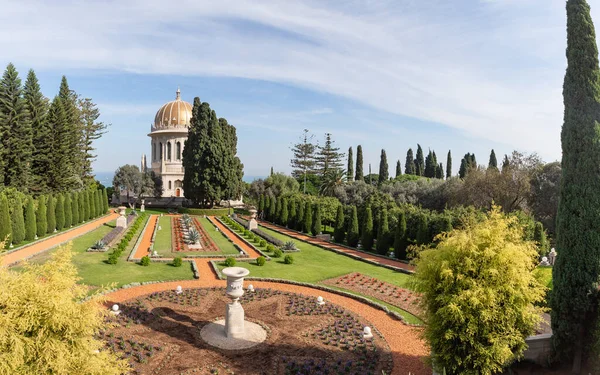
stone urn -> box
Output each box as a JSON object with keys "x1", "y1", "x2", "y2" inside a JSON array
[
  {"x1": 116, "y1": 206, "x2": 128, "y2": 228},
  {"x1": 222, "y1": 267, "x2": 250, "y2": 338},
  {"x1": 118, "y1": 206, "x2": 127, "y2": 216}
]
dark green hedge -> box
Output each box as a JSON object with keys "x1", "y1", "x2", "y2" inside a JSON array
[{"x1": 180, "y1": 208, "x2": 233, "y2": 216}]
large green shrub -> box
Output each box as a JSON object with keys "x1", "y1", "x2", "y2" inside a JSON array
[
  {"x1": 10, "y1": 195, "x2": 25, "y2": 245},
  {"x1": 55, "y1": 194, "x2": 65, "y2": 231},
  {"x1": 35, "y1": 195, "x2": 47, "y2": 238},
  {"x1": 273, "y1": 248, "x2": 283, "y2": 258},
  {"x1": 413, "y1": 207, "x2": 545, "y2": 375},
  {"x1": 24, "y1": 197, "x2": 36, "y2": 241},
  {"x1": 284, "y1": 254, "x2": 294, "y2": 264},
  {"x1": 224, "y1": 257, "x2": 236, "y2": 267},
  {"x1": 172, "y1": 257, "x2": 183, "y2": 267},
  {"x1": 46, "y1": 194, "x2": 56, "y2": 234},
  {"x1": 140, "y1": 256, "x2": 150, "y2": 266},
  {"x1": 64, "y1": 194, "x2": 72, "y2": 228},
  {"x1": 255, "y1": 256, "x2": 266, "y2": 266},
  {"x1": 71, "y1": 192, "x2": 79, "y2": 225}
]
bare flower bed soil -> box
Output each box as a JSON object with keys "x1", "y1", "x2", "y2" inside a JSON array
[
  {"x1": 322, "y1": 272, "x2": 423, "y2": 318},
  {"x1": 102, "y1": 287, "x2": 393, "y2": 375},
  {"x1": 171, "y1": 216, "x2": 219, "y2": 253}
]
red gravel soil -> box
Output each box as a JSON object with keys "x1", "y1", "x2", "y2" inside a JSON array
[{"x1": 258, "y1": 220, "x2": 415, "y2": 272}]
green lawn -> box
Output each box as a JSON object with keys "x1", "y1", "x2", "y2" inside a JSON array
[
  {"x1": 217, "y1": 222, "x2": 420, "y2": 323},
  {"x1": 198, "y1": 217, "x2": 238, "y2": 255},
  {"x1": 13, "y1": 217, "x2": 194, "y2": 291},
  {"x1": 534, "y1": 266, "x2": 553, "y2": 290},
  {"x1": 153, "y1": 216, "x2": 172, "y2": 252}
]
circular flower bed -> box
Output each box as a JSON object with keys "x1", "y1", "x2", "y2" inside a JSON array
[{"x1": 101, "y1": 287, "x2": 393, "y2": 375}]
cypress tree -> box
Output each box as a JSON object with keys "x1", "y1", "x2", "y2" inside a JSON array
[
  {"x1": 296, "y1": 199, "x2": 305, "y2": 231},
  {"x1": 395, "y1": 160, "x2": 402, "y2": 178},
  {"x1": 347, "y1": 147, "x2": 354, "y2": 182},
  {"x1": 435, "y1": 163, "x2": 443, "y2": 179},
  {"x1": 10, "y1": 195, "x2": 25, "y2": 245},
  {"x1": 78, "y1": 191, "x2": 85, "y2": 222},
  {"x1": 552, "y1": 2, "x2": 600, "y2": 369},
  {"x1": 64, "y1": 193, "x2": 72, "y2": 228},
  {"x1": 378, "y1": 149, "x2": 389, "y2": 185},
  {"x1": 36, "y1": 195, "x2": 47, "y2": 238},
  {"x1": 533, "y1": 222, "x2": 548, "y2": 256},
  {"x1": 424, "y1": 150, "x2": 435, "y2": 178},
  {"x1": 258, "y1": 195, "x2": 265, "y2": 216},
  {"x1": 333, "y1": 205, "x2": 345, "y2": 243},
  {"x1": 89, "y1": 190, "x2": 97, "y2": 219},
  {"x1": 459, "y1": 158, "x2": 468, "y2": 179},
  {"x1": 361, "y1": 207, "x2": 374, "y2": 251},
  {"x1": 488, "y1": 149, "x2": 499, "y2": 171},
  {"x1": 415, "y1": 144, "x2": 425, "y2": 176},
  {"x1": 303, "y1": 201, "x2": 312, "y2": 233},
  {"x1": 270, "y1": 166, "x2": 274, "y2": 176},
  {"x1": 102, "y1": 188, "x2": 109, "y2": 214},
  {"x1": 0, "y1": 64, "x2": 31, "y2": 190},
  {"x1": 416, "y1": 214, "x2": 429, "y2": 245},
  {"x1": 393, "y1": 212, "x2": 408, "y2": 260},
  {"x1": 268, "y1": 195, "x2": 276, "y2": 222},
  {"x1": 347, "y1": 206, "x2": 360, "y2": 247},
  {"x1": 24, "y1": 196, "x2": 36, "y2": 241},
  {"x1": 355, "y1": 145, "x2": 364, "y2": 181},
  {"x1": 83, "y1": 191, "x2": 90, "y2": 221},
  {"x1": 312, "y1": 204, "x2": 321, "y2": 236},
  {"x1": 446, "y1": 150, "x2": 452, "y2": 179},
  {"x1": 405, "y1": 149, "x2": 416, "y2": 175},
  {"x1": 55, "y1": 194, "x2": 65, "y2": 231},
  {"x1": 24, "y1": 69, "x2": 50, "y2": 193},
  {"x1": 288, "y1": 198, "x2": 296, "y2": 228},
  {"x1": 502, "y1": 154, "x2": 510, "y2": 171},
  {"x1": 263, "y1": 194, "x2": 270, "y2": 219},
  {"x1": 0, "y1": 194, "x2": 11, "y2": 246},
  {"x1": 71, "y1": 192, "x2": 78, "y2": 224},
  {"x1": 46, "y1": 194, "x2": 56, "y2": 234},
  {"x1": 96, "y1": 189, "x2": 102, "y2": 217},
  {"x1": 376, "y1": 208, "x2": 390, "y2": 255},
  {"x1": 281, "y1": 198, "x2": 289, "y2": 226},
  {"x1": 277, "y1": 196, "x2": 285, "y2": 224}
]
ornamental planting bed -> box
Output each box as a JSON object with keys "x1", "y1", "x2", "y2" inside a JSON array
[
  {"x1": 103, "y1": 287, "x2": 393, "y2": 375},
  {"x1": 170, "y1": 216, "x2": 219, "y2": 253},
  {"x1": 323, "y1": 273, "x2": 423, "y2": 318}
]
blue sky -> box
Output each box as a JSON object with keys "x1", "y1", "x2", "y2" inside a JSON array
[{"x1": 0, "y1": 0, "x2": 577, "y2": 178}]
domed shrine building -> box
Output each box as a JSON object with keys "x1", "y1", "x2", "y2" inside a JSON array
[{"x1": 148, "y1": 88, "x2": 191, "y2": 198}]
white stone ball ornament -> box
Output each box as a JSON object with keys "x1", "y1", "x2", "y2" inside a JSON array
[
  {"x1": 176, "y1": 285, "x2": 183, "y2": 294},
  {"x1": 317, "y1": 296, "x2": 325, "y2": 305},
  {"x1": 247, "y1": 284, "x2": 255, "y2": 292},
  {"x1": 363, "y1": 326, "x2": 373, "y2": 339},
  {"x1": 110, "y1": 304, "x2": 120, "y2": 315}
]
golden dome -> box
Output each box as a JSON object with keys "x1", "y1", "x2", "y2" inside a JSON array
[{"x1": 153, "y1": 88, "x2": 192, "y2": 129}]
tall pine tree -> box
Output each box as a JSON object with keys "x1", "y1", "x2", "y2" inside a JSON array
[
  {"x1": 405, "y1": 149, "x2": 416, "y2": 175},
  {"x1": 315, "y1": 133, "x2": 344, "y2": 176},
  {"x1": 58, "y1": 76, "x2": 83, "y2": 186},
  {"x1": 79, "y1": 98, "x2": 107, "y2": 184},
  {"x1": 378, "y1": 149, "x2": 389, "y2": 185},
  {"x1": 47, "y1": 97, "x2": 72, "y2": 191},
  {"x1": 290, "y1": 129, "x2": 317, "y2": 192},
  {"x1": 0, "y1": 64, "x2": 31, "y2": 190},
  {"x1": 347, "y1": 147, "x2": 354, "y2": 182},
  {"x1": 551, "y1": 0, "x2": 600, "y2": 370},
  {"x1": 24, "y1": 69, "x2": 50, "y2": 193},
  {"x1": 355, "y1": 145, "x2": 364, "y2": 181}
]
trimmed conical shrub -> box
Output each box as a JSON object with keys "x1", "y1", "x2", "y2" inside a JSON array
[
  {"x1": 333, "y1": 205, "x2": 345, "y2": 243},
  {"x1": 46, "y1": 194, "x2": 56, "y2": 234},
  {"x1": 0, "y1": 194, "x2": 12, "y2": 246},
  {"x1": 96, "y1": 189, "x2": 102, "y2": 216},
  {"x1": 24, "y1": 197, "x2": 36, "y2": 241},
  {"x1": 376, "y1": 208, "x2": 390, "y2": 255},
  {"x1": 311, "y1": 204, "x2": 321, "y2": 236},
  {"x1": 393, "y1": 212, "x2": 408, "y2": 260},
  {"x1": 10, "y1": 195, "x2": 25, "y2": 245},
  {"x1": 36, "y1": 195, "x2": 47, "y2": 237},
  {"x1": 78, "y1": 191, "x2": 85, "y2": 222},
  {"x1": 89, "y1": 190, "x2": 96, "y2": 219},
  {"x1": 347, "y1": 206, "x2": 360, "y2": 247},
  {"x1": 416, "y1": 214, "x2": 429, "y2": 245},
  {"x1": 361, "y1": 207, "x2": 374, "y2": 251},
  {"x1": 64, "y1": 193, "x2": 72, "y2": 228},
  {"x1": 303, "y1": 201, "x2": 312, "y2": 234},
  {"x1": 102, "y1": 188, "x2": 109, "y2": 213},
  {"x1": 281, "y1": 198, "x2": 289, "y2": 226},
  {"x1": 55, "y1": 194, "x2": 65, "y2": 231},
  {"x1": 83, "y1": 191, "x2": 89, "y2": 221},
  {"x1": 71, "y1": 192, "x2": 79, "y2": 225},
  {"x1": 288, "y1": 199, "x2": 296, "y2": 228},
  {"x1": 296, "y1": 200, "x2": 305, "y2": 231}
]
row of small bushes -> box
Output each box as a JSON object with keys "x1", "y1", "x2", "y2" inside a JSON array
[
  {"x1": 107, "y1": 213, "x2": 148, "y2": 265},
  {"x1": 180, "y1": 208, "x2": 233, "y2": 216},
  {"x1": 251, "y1": 228, "x2": 284, "y2": 247},
  {"x1": 232, "y1": 216, "x2": 248, "y2": 227}
]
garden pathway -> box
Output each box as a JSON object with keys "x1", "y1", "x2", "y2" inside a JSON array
[
  {"x1": 132, "y1": 215, "x2": 158, "y2": 260},
  {"x1": 210, "y1": 217, "x2": 263, "y2": 258},
  {"x1": 1, "y1": 212, "x2": 120, "y2": 267},
  {"x1": 105, "y1": 279, "x2": 429, "y2": 375},
  {"x1": 257, "y1": 220, "x2": 415, "y2": 272}
]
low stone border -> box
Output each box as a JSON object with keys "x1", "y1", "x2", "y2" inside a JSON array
[
  {"x1": 260, "y1": 221, "x2": 414, "y2": 275},
  {"x1": 216, "y1": 217, "x2": 271, "y2": 260},
  {"x1": 127, "y1": 214, "x2": 152, "y2": 261},
  {"x1": 81, "y1": 278, "x2": 196, "y2": 302},
  {"x1": 2, "y1": 213, "x2": 113, "y2": 257}
]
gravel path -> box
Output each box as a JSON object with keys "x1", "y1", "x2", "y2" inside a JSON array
[
  {"x1": 132, "y1": 215, "x2": 158, "y2": 259},
  {"x1": 210, "y1": 217, "x2": 263, "y2": 258},
  {"x1": 1, "y1": 212, "x2": 119, "y2": 266},
  {"x1": 258, "y1": 220, "x2": 415, "y2": 272}
]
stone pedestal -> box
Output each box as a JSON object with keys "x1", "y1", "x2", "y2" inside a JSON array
[
  {"x1": 116, "y1": 206, "x2": 128, "y2": 229},
  {"x1": 140, "y1": 199, "x2": 145, "y2": 212},
  {"x1": 226, "y1": 301, "x2": 245, "y2": 338},
  {"x1": 248, "y1": 219, "x2": 258, "y2": 231}
]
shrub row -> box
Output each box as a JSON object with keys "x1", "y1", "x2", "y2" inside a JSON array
[
  {"x1": 251, "y1": 228, "x2": 284, "y2": 247},
  {"x1": 232, "y1": 216, "x2": 248, "y2": 228},
  {"x1": 107, "y1": 213, "x2": 147, "y2": 265},
  {"x1": 180, "y1": 208, "x2": 232, "y2": 216}
]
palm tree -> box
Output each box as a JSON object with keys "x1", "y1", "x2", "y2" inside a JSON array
[{"x1": 320, "y1": 169, "x2": 346, "y2": 196}]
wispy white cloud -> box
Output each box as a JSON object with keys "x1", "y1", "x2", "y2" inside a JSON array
[{"x1": 0, "y1": 0, "x2": 578, "y2": 161}]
